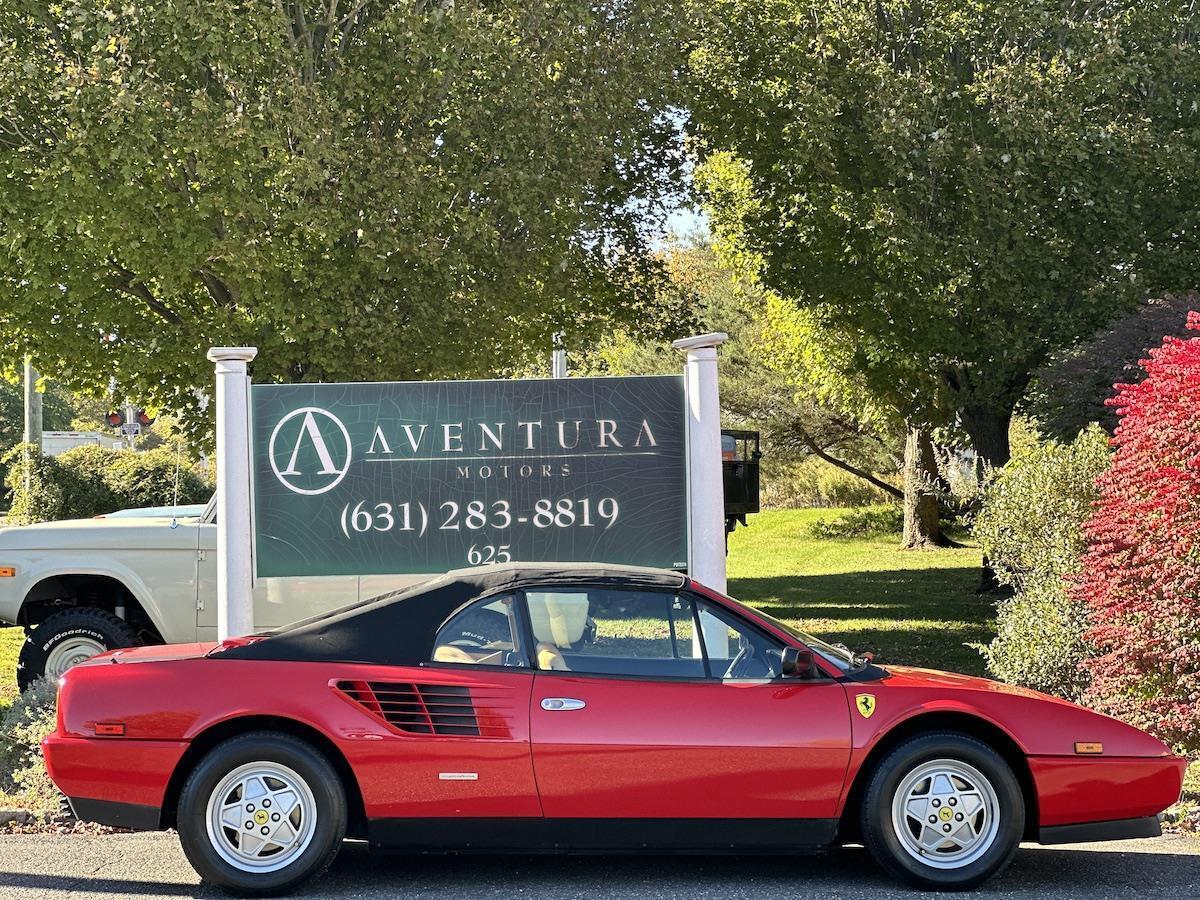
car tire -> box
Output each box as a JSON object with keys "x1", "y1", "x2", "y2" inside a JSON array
[
  {"x1": 177, "y1": 731, "x2": 346, "y2": 897},
  {"x1": 17, "y1": 607, "x2": 139, "y2": 690},
  {"x1": 860, "y1": 731, "x2": 1024, "y2": 891}
]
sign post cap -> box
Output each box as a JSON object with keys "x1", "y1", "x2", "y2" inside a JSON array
[
  {"x1": 672, "y1": 333, "x2": 728, "y2": 352},
  {"x1": 207, "y1": 346, "x2": 258, "y2": 363}
]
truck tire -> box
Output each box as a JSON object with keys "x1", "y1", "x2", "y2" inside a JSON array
[{"x1": 17, "y1": 608, "x2": 139, "y2": 690}]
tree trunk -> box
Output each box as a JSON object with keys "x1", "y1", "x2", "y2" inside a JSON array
[
  {"x1": 959, "y1": 404, "x2": 1013, "y2": 591},
  {"x1": 902, "y1": 423, "x2": 945, "y2": 549},
  {"x1": 960, "y1": 405, "x2": 1012, "y2": 473}
]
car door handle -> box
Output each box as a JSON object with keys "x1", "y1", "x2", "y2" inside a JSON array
[{"x1": 540, "y1": 697, "x2": 586, "y2": 711}]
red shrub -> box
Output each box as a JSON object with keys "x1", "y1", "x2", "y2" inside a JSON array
[{"x1": 1075, "y1": 311, "x2": 1200, "y2": 750}]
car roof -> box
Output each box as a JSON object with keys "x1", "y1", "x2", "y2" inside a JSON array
[{"x1": 213, "y1": 562, "x2": 689, "y2": 667}]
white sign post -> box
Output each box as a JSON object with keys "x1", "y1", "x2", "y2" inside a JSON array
[
  {"x1": 675, "y1": 332, "x2": 729, "y2": 661},
  {"x1": 674, "y1": 333, "x2": 728, "y2": 593},
  {"x1": 208, "y1": 346, "x2": 258, "y2": 641}
]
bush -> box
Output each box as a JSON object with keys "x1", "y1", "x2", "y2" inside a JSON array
[
  {"x1": 807, "y1": 504, "x2": 902, "y2": 538},
  {"x1": 1076, "y1": 313, "x2": 1200, "y2": 752},
  {"x1": 762, "y1": 456, "x2": 898, "y2": 509},
  {"x1": 101, "y1": 447, "x2": 209, "y2": 509},
  {"x1": 972, "y1": 424, "x2": 1111, "y2": 699},
  {"x1": 1, "y1": 443, "x2": 68, "y2": 524},
  {"x1": 4, "y1": 443, "x2": 210, "y2": 523},
  {"x1": 0, "y1": 678, "x2": 59, "y2": 812}
]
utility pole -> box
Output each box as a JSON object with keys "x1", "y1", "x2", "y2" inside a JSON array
[{"x1": 22, "y1": 357, "x2": 42, "y2": 492}]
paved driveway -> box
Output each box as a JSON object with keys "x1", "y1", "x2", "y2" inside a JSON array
[{"x1": 0, "y1": 832, "x2": 1195, "y2": 899}]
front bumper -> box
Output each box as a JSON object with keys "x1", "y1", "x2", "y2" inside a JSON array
[
  {"x1": 1030, "y1": 754, "x2": 1186, "y2": 831},
  {"x1": 42, "y1": 732, "x2": 185, "y2": 830}
]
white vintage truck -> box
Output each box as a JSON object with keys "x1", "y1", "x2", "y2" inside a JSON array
[{"x1": 0, "y1": 497, "x2": 420, "y2": 689}]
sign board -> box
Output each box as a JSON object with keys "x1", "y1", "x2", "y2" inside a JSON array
[{"x1": 251, "y1": 376, "x2": 688, "y2": 577}]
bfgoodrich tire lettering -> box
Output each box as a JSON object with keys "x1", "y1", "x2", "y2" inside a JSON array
[
  {"x1": 177, "y1": 731, "x2": 346, "y2": 897},
  {"x1": 860, "y1": 731, "x2": 1024, "y2": 890},
  {"x1": 17, "y1": 607, "x2": 138, "y2": 690}
]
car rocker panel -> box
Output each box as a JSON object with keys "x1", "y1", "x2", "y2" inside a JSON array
[{"x1": 42, "y1": 563, "x2": 1186, "y2": 895}]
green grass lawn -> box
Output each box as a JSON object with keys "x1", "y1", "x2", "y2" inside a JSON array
[{"x1": 729, "y1": 508, "x2": 992, "y2": 676}]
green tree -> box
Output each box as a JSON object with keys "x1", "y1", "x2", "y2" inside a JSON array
[
  {"x1": 687, "y1": 0, "x2": 1200, "y2": 473},
  {"x1": 0, "y1": 379, "x2": 75, "y2": 452},
  {"x1": 762, "y1": 297, "x2": 943, "y2": 546},
  {"x1": 0, "y1": 1, "x2": 687, "y2": 439},
  {"x1": 575, "y1": 240, "x2": 903, "y2": 501},
  {"x1": 1027, "y1": 294, "x2": 1198, "y2": 440}
]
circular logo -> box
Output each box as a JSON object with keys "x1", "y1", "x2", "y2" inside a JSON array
[
  {"x1": 939, "y1": 807, "x2": 953, "y2": 822},
  {"x1": 268, "y1": 407, "x2": 352, "y2": 496},
  {"x1": 254, "y1": 809, "x2": 269, "y2": 825}
]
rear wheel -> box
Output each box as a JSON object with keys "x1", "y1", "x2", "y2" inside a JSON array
[
  {"x1": 17, "y1": 608, "x2": 138, "y2": 690},
  {"x1": 860, "y1": 732, "x2": 1024, "y2": 890},
  {"x1": 177, "y1": 732, "x2": 346, "y2": 897}
]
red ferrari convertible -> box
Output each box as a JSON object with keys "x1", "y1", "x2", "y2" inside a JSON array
[{"x1": 43, "y1": 564, "x2": 1184, "y2": 895}]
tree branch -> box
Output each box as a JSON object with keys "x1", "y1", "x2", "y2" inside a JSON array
[
  {"x1": 197, "y1": 268, "x2": 240, "y2": 310},
  {"x1": 108, "y1": 262, "x2": 184, "y2": 326},
  {"x1": 794, "y1": 422, "x2": 904, "y2": 499}
]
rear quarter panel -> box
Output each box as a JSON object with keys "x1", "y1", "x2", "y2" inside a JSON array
[{"x1": 58, "y1": 655, "x2": 539, "y2": 819}]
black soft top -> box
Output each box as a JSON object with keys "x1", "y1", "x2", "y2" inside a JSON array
[{"x1": 213, "y1": 563, "x2": 689, "y2": 667}]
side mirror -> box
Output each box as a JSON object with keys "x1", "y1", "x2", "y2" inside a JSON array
[{"x1": 782, "y1": 647, "x2": 816, "y2": 678}]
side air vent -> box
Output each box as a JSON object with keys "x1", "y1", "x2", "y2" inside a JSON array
[{"x1": 336, "y1": 681, "x2": 482, "y2": 736}]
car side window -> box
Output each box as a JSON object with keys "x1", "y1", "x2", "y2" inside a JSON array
[
  {"x1": 524, "y1": 588, "x2": 705, "y2": 678},
  {"x1": 695, "y1": 599, "x2": 784, "y2": 679},
  {"x1": 431, "y1": 594, "x2": 529, "y2": 668}
]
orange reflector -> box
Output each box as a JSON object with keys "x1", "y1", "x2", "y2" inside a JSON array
[
  {"x1": 1074, "y1": 742, "x2": 1104, "y2": 755},
  {"x1": 0, "y1": 567, "x2": 14, "y2": 577},
  {"x1": 95, "y1": 723, "x2": 125, "y2": 736}
]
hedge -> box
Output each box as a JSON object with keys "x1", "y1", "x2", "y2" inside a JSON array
[{"x1": 2, "y1": 443, "x2": 210, "y2": 523}]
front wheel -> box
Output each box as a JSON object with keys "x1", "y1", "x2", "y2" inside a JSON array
[
  {"x1": 177, "y1": 732, "x2": 346, "y2": 896},
  {"x1": 860, "y1": 732, "x2": 1024, "y2": 890}
]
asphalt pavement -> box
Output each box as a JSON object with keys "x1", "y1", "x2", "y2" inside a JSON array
[{"x1": 0, "y1": 832, "x2": 1196, "y2": 899}]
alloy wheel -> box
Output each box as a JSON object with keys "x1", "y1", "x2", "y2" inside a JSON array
[
  {"x1": 204, "y1": 761, "x2": 318, "y2": 874},
  {"x1": 890, "y1": 757, "x2": 1001, "y2": 870}
]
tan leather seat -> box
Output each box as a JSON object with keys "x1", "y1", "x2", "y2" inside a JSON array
[
  {"x1": 434, "y1": 645, "x2": 479, "y2": 664},
  {"x1": 536, "y1": 642, "x2": 570, "y2": 671},
  {"x1": 527, "y1": 593, "x2": 589, "y2": 647}
]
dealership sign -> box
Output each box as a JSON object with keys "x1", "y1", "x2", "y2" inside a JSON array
[{"x1": 251, "y1": 377, "x2": 688, "y2": 577}]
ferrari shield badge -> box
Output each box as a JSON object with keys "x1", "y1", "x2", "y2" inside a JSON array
[{"x1": 856, "y1": 694, "x2": 877, "y2": 719}]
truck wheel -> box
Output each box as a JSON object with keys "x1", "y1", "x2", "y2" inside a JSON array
[
  {"x1": 177, "y1": 731, "x2": 346, "y2": 896},
  {"x1": 17, "y1": 608, "x2": 139, "y2": 690}
]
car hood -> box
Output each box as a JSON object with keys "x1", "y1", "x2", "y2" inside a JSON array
[
  {"x1": 860, "y1": 664, "x2": 1174, "y2": 759},
  {"x1": 0, "y1": 517, "x2": 200, "y2": 550}
]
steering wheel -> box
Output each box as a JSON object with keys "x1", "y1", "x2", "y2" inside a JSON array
[{"x1": 722, "y1": 638, "x2": 752, "y2": 679}]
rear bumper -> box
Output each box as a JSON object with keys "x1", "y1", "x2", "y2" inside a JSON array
[
  {"x1": 42, "y1": 732, "x2": 185, "y2": 827},
  {"x1": 1030, "y1": 755, "x2": 1186, "y2": 828},
  {"x1": 1039, "y1": 815, "x2": 1162, "y2": 845},
  {"x1": 67, "y1": 797, "x2": 162, "y2": 831}
]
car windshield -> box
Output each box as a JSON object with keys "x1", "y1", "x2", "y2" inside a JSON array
[{"x1": 718, "y1": 594, "x2": 860, "y2": 672}]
